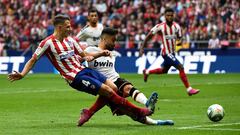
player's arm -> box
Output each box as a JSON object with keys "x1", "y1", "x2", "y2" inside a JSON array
[
  {"x1": 139, "y1": 32, "x2": 154, "y2": 56},
  {"x1": 139, "y1": 24, "x2": 160, "y2": 56},
  {"x1": 8, "y1": 57, "x2": 37, "y2": 82},
  {"x1": 175, "y1": 24, "x2": 183, "y2": 46},
  {"x1": 8, "y1": 40, "x2": 49, "y2": 82},
  {"x1": 79, "y1": 50, "x2": 111, "y2": 62},
  {"x1": 72, "y1": 37, "x2": 111, "y2": 61}
]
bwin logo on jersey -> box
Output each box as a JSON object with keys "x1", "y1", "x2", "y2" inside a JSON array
[{"x1": 94, "y1": 60, "x2": 113, "y2": 67}]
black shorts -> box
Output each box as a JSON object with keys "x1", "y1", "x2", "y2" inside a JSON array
[{"x1": 114, "y1": 78, "x2": 132, "y2": 97}]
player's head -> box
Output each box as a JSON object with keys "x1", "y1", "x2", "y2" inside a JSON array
[
  {"x1": 53, "y1": 14, "x2": 71, "y2": 37},
  {"x1": 100, "y1": 27, "x2": 118, "y2": 51},
  {"x1": 164, "y1": 8, "x2": 174, "y2": 23},
  {"x1": 88, "y1": 8, "x2": 98, "y2": 25}
]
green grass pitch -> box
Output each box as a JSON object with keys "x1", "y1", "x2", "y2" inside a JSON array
[{"x1": 0, "y1": 73, "x2": 240, "y2": 135}]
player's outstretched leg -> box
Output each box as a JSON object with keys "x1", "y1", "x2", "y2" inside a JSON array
[
  {"x1": 156, "y1": 120, "x2": 174, "y2": 125},
  {"x1": 144, "y1": 117, "x2": 174, "y2": 126},
  {"x1": 145, "y1": 92, "x2": 158, "y2": 112},
  {"x1": 77, "y1": 109, "x2": 92, "y2": 126}
]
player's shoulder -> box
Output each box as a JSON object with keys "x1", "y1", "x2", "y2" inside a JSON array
[
  {"x1": 98, "y1": 23, "x2": 104, "y2": 29},
  {"x1": 85, "y1": 46, "x2": 100, "y2": 53},
  {"x1": 173, "y1": 22, "x2": 181, "y2": 27},
  {"x1": 80, "y1": 24, "x2": 90, "y2": 32},
  {"x1": 66, "y1": 36, "x2": 78, "y2": 43},
  {"x1": 39, "y1": 35, "x2": 54, "y2": 46},
  {"x1": 153, "y1": 22, "x2": 165, "y2": 29}
]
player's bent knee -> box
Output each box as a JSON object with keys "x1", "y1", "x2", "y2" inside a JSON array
[
  {"x1": 99, "y1": 84, "x2": 114, "y2": 97},
  {"x1": 105, "y1": 79, "x2": 118, "y2": 92},
  {"x1": 122, "y1": 84, "x2": 133, "y2": 97}
]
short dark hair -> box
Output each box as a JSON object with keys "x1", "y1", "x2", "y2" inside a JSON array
[
  {"x1": 101, "y1": 27, "x2": 118, "y2": 37},
  {"x1": 88, "y1": 8, "x2": 98, "y2": 15},
  {"x1": 53, "y1": 14, "x2": 70, "y2": 26},
  {"x1": 165, "y1": 8, "x2": 174, "y2": 14}
]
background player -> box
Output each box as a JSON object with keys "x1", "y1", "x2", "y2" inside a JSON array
[
  {"x1": 76, "y1": 8, "x2": 103, "y2": 47},
  {"x1": 80, "y1": 27, "x2": 174, "y2": 126},
  {"x1": 139, "y1": 8, "x2": 199, "y2": 96},
  {"x1": 7, "y1": 14, "x2": 154, "y2": 125}
]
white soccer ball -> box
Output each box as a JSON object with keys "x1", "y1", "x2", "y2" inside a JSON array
[{"x1": 207, "y1": 104, "x2": 225, "y2": 122}]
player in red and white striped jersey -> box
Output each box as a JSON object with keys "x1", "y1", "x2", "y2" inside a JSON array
[
  {"x1": 8, "y1": 14, "x2": 153, "y2": 126},
  {"x1": 139, "y1": 8, "x2": 199, "y2": 96}
]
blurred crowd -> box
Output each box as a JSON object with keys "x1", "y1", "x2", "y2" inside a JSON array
[{"x1": 0, "y1": 0, "x2": 240, "y2": 56}]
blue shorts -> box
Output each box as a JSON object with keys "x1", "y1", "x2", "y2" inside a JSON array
[
  {"x1": 161, "y1": 53, "x2": 181, "y2": 68},
  {"x1": 69, "y1": 68, "x2": 107, "y2": 96}
]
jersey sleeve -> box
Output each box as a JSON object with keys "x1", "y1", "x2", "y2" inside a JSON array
[
  {"x1": 175, "y1": 23, "x2": 182, "y2": 38},
  {"x1": 84, "y1": 46, "x2": 98, "y2": 53},
  {"x1": 150, "y1": 24, "x2": 161, "y2": 35},
  {"x1": 32, "y1": 40, "x2": 50, "y2": 60}
]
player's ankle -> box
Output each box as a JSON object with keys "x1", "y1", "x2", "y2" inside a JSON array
[{"x1": 187, "y1": 87, "x2": 192, "y2": 92}]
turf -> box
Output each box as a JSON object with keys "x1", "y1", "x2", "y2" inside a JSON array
[{"x1": 0, "y1": 73, "x2": 239, "y2": 135}]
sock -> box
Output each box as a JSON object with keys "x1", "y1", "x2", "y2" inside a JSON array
[
  {"x1": 88, "y1": 96, "x2": 108, "y2": 115},
  {"x1": 179, "y1": 69, "x2": 190, "y2": 89},
  {"x1": 145, "y1": 116, "x2": 158, "y2": 125},
  {"x1": 107, "y1": 91, "x2": 145, "y2": 115},
  {"x1": 148, "y1": 68, "x2": 164, "y2": 74},
  {"x1": 129, "y1": 87, "x2": 148, "y2": 105},
  {"x1": 187, "y1": 87, "x2": 193, "y2": 92}
]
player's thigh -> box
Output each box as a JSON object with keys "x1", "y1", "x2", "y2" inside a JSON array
[
  {"x1": 85, "y1": 68, "x2": 107, "y2": 83},
  {"x1": 104, "y1": 79, "x2": 118, "y2": 92},
  {"x1": 162, "y1": 54, "x2": 181, "y2": 70},
  {"x1": 70, "y1": 75, "x2": 103, "y2": 96}
]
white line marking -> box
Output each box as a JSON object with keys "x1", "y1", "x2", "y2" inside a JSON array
[
  {"x1": 0, "y1": 89, "x2": 70, "y2": 94},
  {"x1": 178, "y1": 122, "x2": 240, "y2": 129},
  {"x1": 138, "y1": 81, "x2": 240, "y2": 88},
  {"x1": 191, "y1": 128, "x2": 240, "y2": 131},
  {"x1": 1, "y1": 80, "x2": 240, "y2": 94}
]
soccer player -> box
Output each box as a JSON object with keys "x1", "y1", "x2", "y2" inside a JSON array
[
  {"x1": 7, "y1": 14, "x2": 154, "y2": 125},
  {"x1": 79, "y1": 27, "x2": 174, "y2": 126},
  {"x1": 76, "y1": 8, "x2": 103, "y2": 47},
  {"x1": 139, "y1": 8, "x2": 199, "y2": 96}
]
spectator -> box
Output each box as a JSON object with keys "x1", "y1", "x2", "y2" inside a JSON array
[
  {"x1": 0, "y1": 0, "x2": 239, "y2": 54},
  {"x1": 208, "y1": 32, "x2": 220, "y2": 49}
]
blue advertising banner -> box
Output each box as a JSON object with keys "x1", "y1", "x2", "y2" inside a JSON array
[
  {"x1": 115, "y1": 55, "x2": 239, "y2": 74},
  {"x1": 0, "y1": 56, "x2": 54, "y2": 74},
  {"x1": 1, "y1": 51, "x2": 240, "y2": 74}
]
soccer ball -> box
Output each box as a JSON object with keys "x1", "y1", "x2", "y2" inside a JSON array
[{"x1": 207, "y1": 104, "x2": 225, "y2": 122}]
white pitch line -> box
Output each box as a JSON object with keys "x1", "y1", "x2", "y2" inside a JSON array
[
  {"x1": 178, "y1": 122, "x2": 240, "y2": 130},
  {"x1": 138, "y1": 81, "x2": 240, "y2": 88},
  {"x1": 191, "y1": 128, "x2": 240, "y2": 131},
  {"x1": 0, "y1": 89, "x2": 70, "y2": 94},
  {"x1": 1, "y1": 80, "x2": 240, "y2": 94}
]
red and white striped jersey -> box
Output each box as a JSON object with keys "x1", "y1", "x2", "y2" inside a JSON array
[
  {"x1": 150, "y1": 22, "x2": 182, "y2": 55},
  {"x1": 33, "y1": 35, "x2": 85, "y2": 82}
]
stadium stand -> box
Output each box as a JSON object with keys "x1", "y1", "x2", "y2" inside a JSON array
[{"x1": 0, "y1": 0, "x2": 239, "y2": 56}]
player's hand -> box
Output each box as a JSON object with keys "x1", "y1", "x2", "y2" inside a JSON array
[
  {"x1": 102, "y1": 50, "x2": 112, "y2": 57},
  {"x1": 8, "y1": 71, "x2": 23, "y2": 82},
  {"x1": 83, "y1": 56, "x2": 94, "y2": 62}
]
